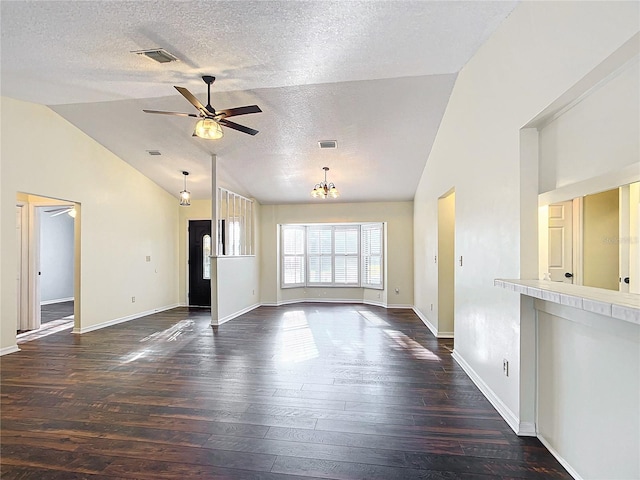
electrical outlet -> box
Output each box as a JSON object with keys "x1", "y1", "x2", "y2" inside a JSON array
[
  {"x1": 131, "y1": 296, "x2": 136, "y2": 303},
  {"x1": 145, "y1": 255, "x2": 151, "y2": 262},
  {"x1": 503, "y1": 359, "x2": 509, "y2": 377}
]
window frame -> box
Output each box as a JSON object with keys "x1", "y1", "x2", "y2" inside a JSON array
[
  {"x1": 280, "y1": 223, "x2": 383, "y2": 289},
  {"x1": 361, "y1": 223, "x2": 384, "y2": 290}
]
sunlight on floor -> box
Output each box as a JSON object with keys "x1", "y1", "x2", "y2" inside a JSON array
[
  {"x1": 120, "y1": 319, "x2": 196, "y2": 363},
  {"x1": 16, "y1": 318, "x2": 73, "y2": 344},
  {"x1": 357, "y1": 310, "x2": 390, "y2": 327},
  {"x1": 275, "y1": 310, "x2": 319, "y2": 364},
  {"x1": 140, "y1": 319, "x2": 195, "y2": 343},
  {"x1": 384, "y1": 329, "x2": 441, "y2": 361}
]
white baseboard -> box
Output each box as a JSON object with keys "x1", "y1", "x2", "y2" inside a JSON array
[
  {"x1": 363, "y1": 299, "x2": 386, "y2": 308},
  {"x1": 538, "y1": 434, "x2": 582, "y2": 480},
  {"x1": 451, "y1": 350, "x2": 520, "y2": 435},
  {"x1": 412, "y1": 307, "x2": 438, "y2": 337},
  {"x1": 518, "y1": 422, "x2": 537, "y2": 437},
  {"x1": 40, "y1": 297, "x2": 74, "y2": 306},
  {"x1": 0, "y1": 345, "x2": 20, "y2": 356},
  {"x1": 412, "y1": 307, "x2": 455, "y2": 338},
  {"x1": 72, "y1": 303, "x2": 180, "y2": 334},
  {"x1": 213, "y1": 303, "x2": 260, "y2": 326},
  {"x1": 385, "y1": 303, "x2": 414, "y2": 309}
]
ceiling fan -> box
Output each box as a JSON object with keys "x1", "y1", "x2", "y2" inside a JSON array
[
  {"x1": 45, "y1": 207, "x2": 76, "y2": 217},
  {"x1": 143, "y1": 75, "x2": 262, "y2": 138}
]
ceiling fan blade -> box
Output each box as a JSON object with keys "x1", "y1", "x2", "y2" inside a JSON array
[
  {"x1": 174, "y1": 86, "x2": 208, "y2": 115},
  {"x1": 143, "y1": 109, "x2": 198, "y2": 118},
  {"x1": 219, "y1": 119, "x2": 259, "y2": 136},
  {"x1": 47, "y1": 208, "x2": 73, "y2": 217},
  {"x1": 217, "y1": 105, "x2": 262, "y2": 118}
]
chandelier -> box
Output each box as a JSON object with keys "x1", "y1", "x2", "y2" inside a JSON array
[{"x1": 311, "y1": 167, "x2": 339, "y2": 199}]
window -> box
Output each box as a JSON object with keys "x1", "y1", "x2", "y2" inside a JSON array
[
  {"x1": 281, "y1": 223, "x2": 383, "y2": 288},
  {"x1": 203, "y1": 234, "x2": 211, "y2": 279},
  {"x1": 361, "y1": 223, "x2": 383, "y2": 289},
  {"x1": 217, "y1": 188, "x2": 254, "y2": 256},
  {"x1": 282, "y1": 226, "x2": 305, "y2": 287}
]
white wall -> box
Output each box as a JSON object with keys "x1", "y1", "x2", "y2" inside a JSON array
[
  {"x1": 1, "y1": 97, "x2": 179, "y2": 349},
  {"x1": 39, "y1": 208, "x2": 74, "y2": 302},
  {"x1": 537, "y1": 301, "x2": 639, "y2": 480},
  {"x1": 539, "y1": 61, "x2": 639, "y2": 193},
  {"x1": 260, "y1": 202, "x2": 413, "y2": 308},
  {"x1": 413, "y1": 1, "x2": 639, "y2": 474}
]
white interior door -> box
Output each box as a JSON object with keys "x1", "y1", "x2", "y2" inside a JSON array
[
  {"x1": 628, "y1": 182, "x2": 639, "y2": 294},
  {"x1": 548, "y1": 201, "x2": 574, "y2": 283},
  {"x1": 16, "y1": 206, "x2": 22, "y2": 330}
]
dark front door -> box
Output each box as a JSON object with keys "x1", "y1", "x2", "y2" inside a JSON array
[{"x1": 188, "y1": 220, "x2": 212, "y2": 306}]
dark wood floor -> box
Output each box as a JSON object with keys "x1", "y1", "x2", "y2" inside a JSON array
[
  {"x1": 40, "y1": 300, "x2": 74, "y2": 324},
  {"x1": 1, "y1": 304, "x2": 570, "y2": 479}
]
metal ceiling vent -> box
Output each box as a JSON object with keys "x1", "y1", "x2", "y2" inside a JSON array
[
  {"x1": 131, "y1": 48, "x2": 178, "y2": 64},
  {"x1": 318, "y1": 140, "x2": 337, "y2": 149},
  {"x1": 146, "y1": 150, "x2": 162, "y2": 156}
]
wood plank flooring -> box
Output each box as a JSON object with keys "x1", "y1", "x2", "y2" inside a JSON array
[{"x1": 1, "y1": 304, "x2": 571, "y2": 479}]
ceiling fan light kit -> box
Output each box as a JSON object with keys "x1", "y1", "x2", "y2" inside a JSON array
[
  {"x1": 143, "y1": 75, "x2": 262, "y2": 139},
  {"x1": 194, "y1": 118, "x2": 223, "y2": 140},
  {"x1": 179, "y1": 171, "x2": 191, "y2": 207},
  {"x1": 311, "y1": 167, "x2": 339, "y2": 199}
]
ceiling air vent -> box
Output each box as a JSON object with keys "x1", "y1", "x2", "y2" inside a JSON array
[
  {"x1": 131, "y1": 48, "x2": 178, "y2": 64},
  {"x1": 318, "y1": 140, "x2": 337, "y2": 149},
  {"x1": 146, "y1": 150, "x2": 162, "y2": 156}
]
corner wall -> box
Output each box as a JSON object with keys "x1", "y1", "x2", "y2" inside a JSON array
[
  {"x1": 1, "y1": 97, "x2": 179, "y2": 350},
  {"x1": 413, "y1": 0, "x2": 639, "y2": 467}
]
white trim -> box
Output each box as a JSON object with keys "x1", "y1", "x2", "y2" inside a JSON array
[
  {"x1": 72, "y1": 303, "x2": 179, "y2": 334},
  {"x1": 40, "y1": 296, "x2": 74, "y2": 306},
  {"x1": 0, "y1": 345, "x2": 20, "y2": 356},
  {"x1": 412, "y1": 307, "x2": 439, "y2": 338},
  {"x1": 363, "y1": 299, "x2": 386, "y2": 308},
  {"x1": 452, "y1": 350, "x2": 520, "y2": 435},
  {"x1": 385, "y1": 303, "x2": 414, "y2": 309},
  {"x1": 518, "y1": 422, "x2": 537, "y2": 437},
  {"x1": 437, "y1": 331, "x2": 454, "y2": 339},
  {"x1": 538, "y1": 434, "x2": 583, "y2": 480},
  {"x1": 213, "y1": 303, "x2": 260, "y2": 326}
]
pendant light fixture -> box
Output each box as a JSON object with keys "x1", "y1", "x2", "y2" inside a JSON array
[
  {"x1": 179, "y1": 171, "x2": 191, "y2": 206},
  {"x1": 311, "y1": 167, "x2": 339, "y2": 199}
]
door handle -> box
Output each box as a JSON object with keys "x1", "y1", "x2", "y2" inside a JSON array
[{"x1": 564, "y1": 272, "x2": 573, "y2": 278}]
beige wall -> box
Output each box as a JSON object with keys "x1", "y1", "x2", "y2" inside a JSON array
[
  {"x1": 1, "y1": 97, "x2": 179, "y2": 350},
  {"x1": 583, "y1": 188, "x2": 619, "y2": 290},
  {"x1": 437, "y1": 191, "x2": 455, "y2": 336},
  {"x1": 413, "y1": 2, "x2": 638, "y2": 477},
  {"x1": 260, "y1": 201, "x2": 413, "y2": 307}
]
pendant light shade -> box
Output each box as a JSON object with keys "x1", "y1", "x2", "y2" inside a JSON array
[
  {"x1": 311, "y1": 167, "x2": 339, "y2": 199},
  {"x1": 194, "y1": 118, "x2": 224, "y2": 140},
  {"x1": 179, "y1": 171, "x2": 191, "y2": 206}
]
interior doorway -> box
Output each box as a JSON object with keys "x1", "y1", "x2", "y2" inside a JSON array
[
  {"x1": 16, "y1": 193, "x2": 79, "y2": 340},
  {"x1": 188, "y1": 220, "x2": 212, "y2": 307},
  {"x1": 437, "y1": 189, "x2": 455, "y2": 338}
]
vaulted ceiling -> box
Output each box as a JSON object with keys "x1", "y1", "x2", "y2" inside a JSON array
[{"x1": 1, "y1": 1, "x2": 517, "y2": 203}]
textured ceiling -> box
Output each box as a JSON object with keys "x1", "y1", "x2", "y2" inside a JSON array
[{"x1": 1, "y1": 1, "x2": 518, "y2": 203}]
